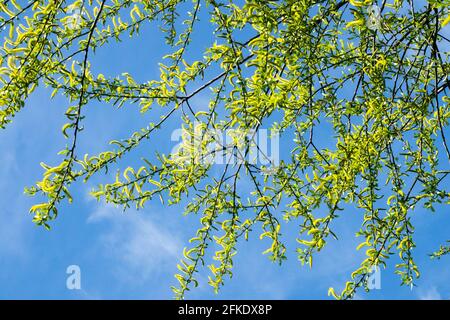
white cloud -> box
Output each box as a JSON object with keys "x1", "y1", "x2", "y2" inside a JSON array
[
  {"x1": 418, "y1": 287, "x2": 442, "y2": 300},
  {"x1": 87, "y1": 202, "x2": 182, "y2": 282}
]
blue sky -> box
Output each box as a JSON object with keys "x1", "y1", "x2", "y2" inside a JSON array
[{"x1": 0, "y1": 2, "x2": 449, "y2": 300}]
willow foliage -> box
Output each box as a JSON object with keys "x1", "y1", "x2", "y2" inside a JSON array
[{"x1": 1, "y1": 0, "x2": 449, "y2": 299}]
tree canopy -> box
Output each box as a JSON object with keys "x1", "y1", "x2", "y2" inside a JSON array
[{"x1": 1, "y1": 0, "x2": 449, "y2": 299}]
